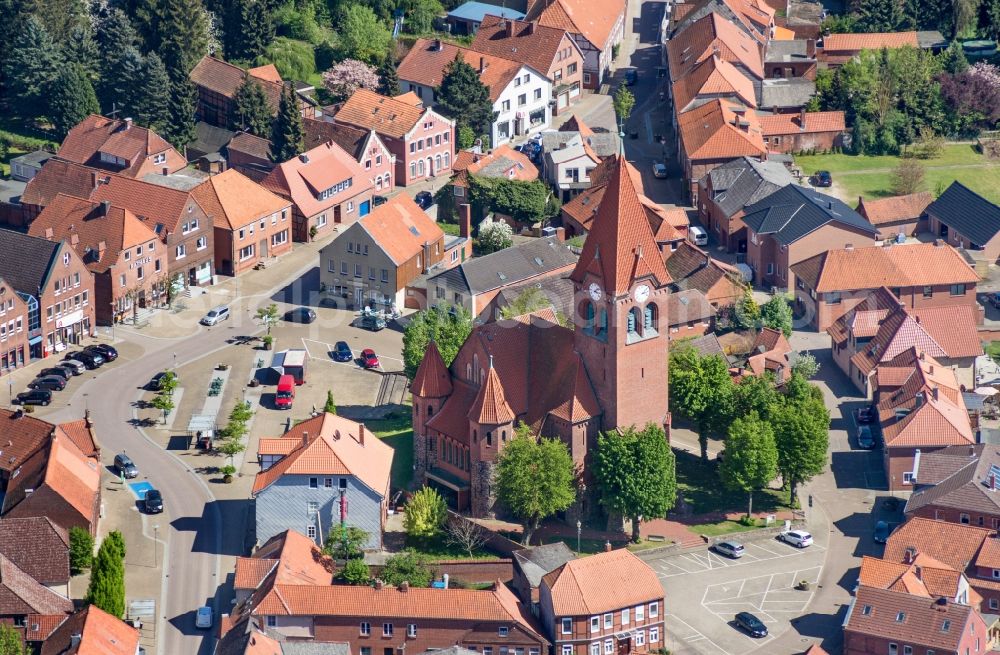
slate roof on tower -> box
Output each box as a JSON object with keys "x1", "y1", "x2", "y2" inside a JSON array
[{"x1": 570, "y1": 154, "x2": 671, "y2": 296}]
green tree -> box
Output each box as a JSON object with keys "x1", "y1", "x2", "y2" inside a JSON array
[
  {"x1": 270, "y1": 83, "x2": 305, "y2": 162},
  {"x1": 156, "y1": 0, "x2": 209, "y2": 78},
  {"x1": 731, "y1": 289, "x2": 760, "y2": 330},
  {"x1": 4, "y1": 15, "x2": 62, "y2": 119},
  {"x1": 405, "y1": 0, "x2": 444, "y2": 33},
  {"x1": 791, "y1": 352, "x2": 820, "y2": 379},
  {"x1": 48, "y1": 63, "x2": 100, "y2": 138},
  {"x1": 760, "y1": 297, "x2": 793, "y2": 337},
  {"x1": 255, "y1": 303, "x2": 282, "y2": 335},
  {"x1": 669, "y1": 344, "x2": 734, "y2": 461},
  {"x1": 457, "y1": 125, "x2": 476, "y2": 149},
  {"x1": 158, "y1": 371, "x2": 178, "y2": 397},
  {"x1": 720, "y1": 411, "x2": 778, "y2": 518},
  {"x1": 217, "y1": 435, "x2": 247, "y2": 465},
  {"x1": 939, "y1": 40, "x2": 969, "y2": 74},
  {"x1": 62, "y1": 22, "x2": 99, "y2": 81},
  {"x1": 232, "y1": 77, "x2": 274, "y2": 136},
  {"x1": 151, "y1": 393, "x2": 175, "y2": 423},
  {"x1": 495, "y1": 425, "x2": 576, "y2": 545},
  {"x1": 380, "y1": 551, "x2": 433, "y2": 587},
  {"x1": 100, "y1": 45, "x2": 145, "y2": 118},
  {"x1": 323, "y1": 390, "x2": 337, "y2": 414},
  {"x1": 86, "y1": 533, "x2": 126, "y2": 617},
  {"x1": 163, "y1": 76, "x2": 199, "y2": 148},
  {"x1": 339, "y1": 557, "x2": 371, "y2": 584},
  {"x1": 324, "y1": 526, "x2": 370, "y2": 559},
  {"x1": 402, "y1": 305, "x2": 473, "y2": 379},
  {"x1": 378, "y1": 58, "x2": 400, "y2": 96},
  {"x1": 134, "y1": 53, "x2": 172, "y2": 133},
  {"x1": 435, "y1": 52, "x2": 496, "y2": 144},
  {"x1": 0, "y1": 624, "x2": 25, "y2": 655},
  {"x1": 337, "y1": 3, "x2": 392, "y2": 64},
  {"x1": 69, "y1": 526, "x2": 94, "y2": 574},
  {"x1": 404, "y1": 486, "x2": 448, "y2": 540},
  {"x1": 612, "y1": 84, "x2": 635, "y2": 128},
  {"x1": 890, "y1": 157, "x2": 926, "y2": 195},
  {"x1": 477, "y1": 216, "x2": 514, "y2": 253},
  {"x1": 224, "y1": 0, "x2": 274, "y2": 62},
  {"x1": 500, "y1": 286, "x2": 551, "y2": 319},
  {"x1": 104, "y1": 530, "x2": 127, "y2": 559},
  {"x1": 773, "y1": 393, "x2": 829, "y2": 504},
  {"x1": 856, "y1": 0, "x2": 907, "y2": 31},
  {"x1": 594, "y1": 423, "x2": 676, "y2": 543},
  {"x1": 469, "y1": 178, "x2": 551, "y2": 224},
  {"x1": 731, "y1": 373, "x2": 780, "y2": 421}
]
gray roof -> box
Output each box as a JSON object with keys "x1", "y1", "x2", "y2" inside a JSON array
[
  {"x1": 685, "y1": 333, "x2": 726, "y2": 358},
  {"x1": 416, "y1": 648, "x2": 480, "y2": 655},
  {"x1": 759, "y1": 78, "x2": 816, "y2": 110},
  {"x1": 905, "y1": 444, "x2": 1000, "y2": 517},
  {"x1": 429, "y1": 236, "x2": 578, "y2": 295},
  {"x1": 477, "y1": 155, "x2": 528, "y2": 178},
  {"x1": 189, "y1": 121, "x2": 236, "y2": 160},
  {"x1": 0, "y1": 229, "x2": 63, "y2": 297},
  {"x1": 764, "y1": 40, "x2": 812, "y2": 63},
  {"x1": 10, "y1": 150, "x2": 53, "y2": 168},
  {"x1": 704, "y1": 156, "x2": 795, "y2": 218},
  {"x1": 281, "y1": 643, "x2": 351, "y2": 655},
  {"x1": 742, "y1": 184, "x2": 877, "y2": 245},
  {"x1": 925, "y1": 181, "x2": 1000, "y2": 246},
  {"x1": 143, "y1": 168, "x2": 210, "y2": 191},
  {"x1": 671, "y1": 0, "x2": 760, "y2": 39},
  {"x1": 917, "y1": 30, "x2": 947, "y2": 49},
  {"x1": 542, "y1": 131, "x2": 617, "y2": 159},
  {"x1": 494, "y1": 274, "x2": 576, "y2": 319},
  {"x1": 0, "y1": 179, "x2": 25, "y2": 205},
  {"x1": 666, "y1": 289, "x2": 716, "y2": 324},
  {"x1": 512, "y1": 542, "x2": 576, "y2": 588}
]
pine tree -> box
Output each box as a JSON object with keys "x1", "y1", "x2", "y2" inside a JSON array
[
  {"x1": 231, "y1": 77, "x2": 274, "y2": 137},
  {"x1": 101, "y1": 45, "x2": 146, "y2": 118},
  {"x1": 224, "y1": 0, "x2": 274, "y2": 62},
  {"x1": 3, "y1": 15, "x2": 62, "y2": 119},
  {"x1": 378, "y1": 58, "x2": 400, "y2": 96},
  {"x1": 49, "y1": 63, "x2": 100, "y2": 137},
  {"x1": 856, "y1": 0, "x2": 906, "y2": 32},
  {"x1": 158, "y1": 0, "x2": 210, "y2": 78},
  {"x1": 269, "y1": 83, "x2": 304, "y2": 162},
  {"x1": 135, "y1": 53, "x2": 172, "y2": 133},
  {"x1": 85, "y1": 534, "x2": 125, "y2": 618},
  {"x1": 62, "y1": 22, "x2": 100, "y2": 81},
  {"x1": 323, "y1": 390, "x2": 337, "y2": 414},
  {"x1": 435, "y1": 53, "x2": 495, "y2": 144},
  {"x1": 939, "y1": 40, "x2": 969, "y2": 74},
  {"x1": 164, "y1": 77, "x2": 199, "y2": 148},
  {"x1": 95, "y1": 8, "x2": 140, "y2": 111}
]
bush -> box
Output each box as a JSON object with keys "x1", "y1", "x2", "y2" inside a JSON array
[
  {"x1": 380, "y1": 551, "x2": 433, "y2": 587},
  {"x1": 69, "y1": 526, "x2": 94, "y2": 574},
  {"x1": 261, "y1": 37, "x2": 317, "y2": 81},
  {"x1": 340, "y1": 557, "x2": 371, "y2": 585},
  {"x1": 404, "y1": 486, "x2": 448, "y2": 540},
  {"x1": 477, "y1": 216, "x2": 514, "y2": 254}
]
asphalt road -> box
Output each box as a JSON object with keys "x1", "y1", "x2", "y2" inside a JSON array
[{"x1": 46, "y1": 262, "x2": 317, "y2": 655}]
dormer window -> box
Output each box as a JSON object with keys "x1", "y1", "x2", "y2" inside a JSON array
[
  {"x1": 99, "y1": 152, "x2": 127, "y2": 168},
  {"x1": 153, "y1": 152, "x2": 166, "y2": 164}
]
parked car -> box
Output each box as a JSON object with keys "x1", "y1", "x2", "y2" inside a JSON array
[
  {"x1": 624, "y1": 68, "x2": 638, "y2": 85},
  {"x1": 359, "y1": 314, "x2": 386, "y2": 331},
  {"x1": 58, "y1": 360, "x2": 86, "y2": 375},
  {"x1": 39, "y1": 367, "x2": 71, "y2": 380},
  {"x1": 15, "y1": 389, "x2": 51, "y2": 406},
  {"x1": 873, "y1": 520, "x2": 890, "y2": 544},
  {"x1": 857, "y1": 424, "x2": 876, "y2": 449},
  {"x1": 114, "y1": 453, "x2": 138, "y2": 479},
  {"x1": 779, "y1": 529, "x2": 813, "y2": 548},
  {"x1": 987, "y1": 291, "x2": 1000, "y2": 308},
  {"x1": 149, "y1": 371, "x2": 178, "y2": 390},
  {"x1": 373, "y1": 195, "x2": 388, "y2": 207},
  {"x1": 811, "y1": 170, "x2": 832, "y2": 187},
  {"x1": 857, "y1": 405, "x2": 875, "y2": 424},
  {"x1": 714, "y1": 541, "x2": 745, "y2": 559},
  {"x1": 143, "y1": 488, "x2": 163, "y2": 513},
  {"x1": 734, "y1": 612, "x2": 768, "y2": 638},
  {"x1": 195, "y1": 606, "x2": 213, "y2": 630},
  {"x1": 653, "y1": 162, "x2": 668, "y2": 178},
  {"x1": 65, "y1": 350, "x2": 102, "y2": 369},
  {"x1": 283, "y1": 307, "x2": 317, "y2": 324},
  {"x1": 360, "y1": 349, "x2": 380, "y2": 369},
  {"x1": 415, "y1": 191, "x2": 434, "y2": 210},
  {"x1": 85, "y1": 344, "x2": 118, "y2": 361},
  {"x1": 200, "y1": 305, "x2": 230, "y2": 326},
  {"x1": 28, "y1": 376, "x2": 66, "y2": 391},
  {"x1": 331, "y1": 341, "x2": 353, "y2": 362}
]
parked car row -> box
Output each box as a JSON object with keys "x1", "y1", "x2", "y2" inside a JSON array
[{"x1": 14, "y1": 344, "x2": 118, "y2": 406}]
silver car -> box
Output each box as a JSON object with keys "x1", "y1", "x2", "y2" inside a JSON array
[
  {"x1": 714, "y1": 541, "x2": 745, "y2": 558},
  {"x1": 60, "y1": 360, "x2": 87, "y2": 375},
  {"x1": 200, "y1": 305, "x2": 230, "y2": 326}
]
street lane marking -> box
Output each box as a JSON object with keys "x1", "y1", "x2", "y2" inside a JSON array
[{"x1": 656, "y1": 544, "x2": 825, "y2": 578}]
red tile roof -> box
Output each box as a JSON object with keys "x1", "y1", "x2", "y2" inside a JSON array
[
  {"x1": 857, "y1": 192, "x2": 934, "y2": 226},
  {"x1": 885, "y1": 518, "x2": 993, "y2": 574},
  {"x1": 412, "y1": 340, "x2": 454, "y2": 398},
  {"x1": 472, "y1": 16, "x2": 579, "y2": 75},
  {"x1": 570, "y1": 155, "x2": 672, "y2": 296},
  {"x1": 758, "y1": 111, "x2": 846, "y2": 136},
  {"x1": 247, "y1": 64, "x2": 282, "y2": 83},
  {"x1": 527, "y1": 0, "x2": 625, "y2": 50},
  {"x1": 398, "y1": 39, "x2": 533, "y2": 102},
  {"x1": 0, "y1": 517, "x2": 70, "y2": 587},
  {"x1": 260, "y1": 140, "x2": 371, "y2": 218},
  {"x1": 56, "y1": 115, "x2": 185, "y2": 178},
  {"x1": 42, "y1": 435, "x2": 101, "y2": 524},
  {"x1": 845, "y1": 585, "x2": 974, "y2": 651},
  {"x1": 356, "y1": 193, "x2": 444, "y2": 266},
  {"x1": 55, "y1": 418, "x2": 99, "y2": 459},
  {"x1": 877, "y1": 362, "x2": 973, "y2": 449},
  {"x1": 240, "y1": 530, "x2": 334, "y2": 589},
  {"x1": 0, "y1": 409, "x2": 57, "y2": 474},
  {"x1": 189, "y1": 56, "x2": 283, "y2": 110},
  {"x1": 0, "y1": 552, "x2": 73, "y2": 616},
  {"x1": 822, "y1": 31, "x2": 919, "y2": 53},
  {"x1": 335, "y1": 89, "x2": 439, "y2": 140},
  {"x1": 253, "y1": 413, "x2": 393, "y2": 496},
  {"x1": 192, "y1": 169, "x2": 291, "y2": 231},
  {"x1": 234, "y1": 557, "x2": 276, "y2": 591},
  {"x1": 667, "y1": 12, "x2": 764, "y2": 81},
  {"x1": 672, "y1": 55, "x2": 758, "y2": 112},
  {"x1": 40, "y1": 605, "x2": 140, "y2": 655},
  {"x1": 541, "y1": 549, "x2": 663, "y2": 615},
  {"x1": 677, "y1": 100, "x2": 766, "y2": 162},
  {"x1": 465, "y1": 145, "x2": 539, "y2": 181},
  {"x1": 468, "y1": 364, "x2": 517, "y2": 424}
]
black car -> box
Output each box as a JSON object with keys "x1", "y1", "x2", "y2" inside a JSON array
[
  {"x1": 15, "y1": 389, "x2": 51, "y2": 406},
  {"x1": 114, "y1": 453, "x2": 138, "y2": 479},
  {"x1": 143, "y1": 489, "x2": 163, "y2": 513},
  {"x1": 812, "y1": 170, "x2": 832, "y2": 187},
  {"x1": 85, "y1": 344, "x2": 118, "y2": 361},
  {"x1": 735, "y1": 612, "x2": 768, "y2": 638},
  {"x1": 28, "y1": 376, "x2": 66, "y2": 391},
  {"x1": 415, "y1": 191, "x2": 434, "y2": 209},
  {"x1": 373, "y1": 195, "x2": 388, "y2": 207},
  {"x1": 65, "y1": 350, "x2": 102, "y2": 369},
  {"x1": 149, "y1": 371, "x2": 178, "y2": 391},
  {"x1": 283, "y1": 307, "x2": 317, "y2": 323},
  {"x1": 332, "y1": 341, "x2": 353, "y2": 362},
  {"x1": 40, "y1": 367, "x2": 71, "y2": 380}
]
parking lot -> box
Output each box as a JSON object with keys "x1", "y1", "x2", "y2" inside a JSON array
[{"x1": 647, "y1": 534, "x2": 826, "y2": 655}]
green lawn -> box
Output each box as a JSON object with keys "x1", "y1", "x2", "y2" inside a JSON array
[
  {"x1": 987, "y1": 341, "x2": 1000, "y2": 363},
  {"x1": 368, "y1": 414, "x2": 413, "y2": 491},
  {"x1": 794, "y1": 144, "x2": 1000, "y2": 203},
  {"x1": 438, "y1": 221, "x2": 460, "y2": 236},
  {"x1": 688, "y1": 518, "x2": 767, "y2": 537},
  {"x1": 540, "y1": 535, "x2": 628, "y2": 554},
  {"x1": 675, "y1": 450, "x2": 787, "y2": 516}
]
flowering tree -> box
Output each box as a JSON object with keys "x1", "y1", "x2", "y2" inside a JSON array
[
  {"x1": 322, "y1": 59, "x2": 380, "y2": 101},
  {"x1": 478, "y1": 216, "x2": 513, "y2": 254},
  {"x1": 941, "y1": 62, "x2": 1000, "y2": 134}
]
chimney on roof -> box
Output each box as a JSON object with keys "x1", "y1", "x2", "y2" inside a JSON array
[
  {"x1": 100, "y1": 200, "x2": 111, "y2": 216},
  {"x1": 990, "y1": 472, "x2": 996, "y2": 490},
  {"x1": 936, "y1": 597, "x2": 948, "y2": 611},
  {"x1": 932, "y1": 386, "x2": 938, "y2": 401},
  {"x1": 302, "y1": 431, "x2": 309, "y2": 447},
  {"x1": 919, "y1": 351, "x2": 925, "y2": 361},
  {"x1": 90, "y1": 171, "x2": 98, "y2": 191},
  {"x1": 70, "y1": 233, "x2": 79, "y2": 246},
  {"x1": 358, "y1": 424, "x2": 365, "y2": 445},
  {"x1": 459, "y1": 203, "x2": 472, "y2": 239},
  {"x1": 526, "y1": 21, "x2": 535, "y2": 35},
  {"x1": 604, "y1": 540, "x2": 612, "y2": 552},
  {"x1": 915, "y1": 391, "x2": 924, "y2": 407},
  {"x1": 806, "y1": 38, "x2": 816, "y2": 58},
  {"x1": 12, "y1": 410, "x2": 23, "y2": 420},
  {"x1": 44, "y1": 227, "x2": 53, "y2": 239},
  {"x1": 70, "y1": 634, "x2": 81, "y2": 648},
  {"x1": 479, "y1": 57, "x2": 487, "y2": 73},
  {"x1": 827, "y1": 201, "x2": 833, "y2": 209},
  {"x1": 399, "y1": 581, "x2": 410, "y2": 592},
  {"x1": 434, "y1": 39, "x2": 443, "y2": 51},
  {"x1": 913, "y1": 565, "x2": 922, "y2": 580},
  {"x1": 299, "y1": 153, "x2": 310, "y2": 164},
  {"x1": 845, "y1": 243, "x2": 853, "y2": 250},
  {"x1": 904, "y1": 546, "x2": 917, "y2": 564},
  {"x1": 555, "y1": 226, "x2": 566, "y2": 242},
  {"x1": 85, "y1": 409, "x2": 92, "y2": 427},
  {"x1": 799, "y1": 108, "x2": 807, "y2": 128},
  {"x1": 506, "y1": 20, "x2": 515, "y2": 37},
  {"x1": 934, "y1": 238, "x2": 943, "y2": 247},
  {"x1": 123, "y1": 118, "x2": 133, "y2": 131},
  {"x1": 375, "y1": 579, "x2": 384, "y2": 590},
  {"x1": 97, "y1": 240, "x2": 106, "y2": 258}
]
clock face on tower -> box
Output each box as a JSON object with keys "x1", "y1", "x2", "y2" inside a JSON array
[
  {"x1": 588, "y1": 283, "x2": 603, "y2": 302},
  {"x1": 633, "y1": 284, "x2": 650, "y2": 303}
]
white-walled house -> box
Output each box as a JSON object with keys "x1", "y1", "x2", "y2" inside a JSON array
[{"x1": 397, "y1": 38, "x2": 552, "y2": 146}]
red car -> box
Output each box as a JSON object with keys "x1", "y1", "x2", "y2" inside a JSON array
[{"x1": 360, "y1": 349, "x2": 380, "y2": 369}]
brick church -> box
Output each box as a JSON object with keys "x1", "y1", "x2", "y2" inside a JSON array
[{"x1": 411, "y1": 155, "x2": 672, "y2": 517}]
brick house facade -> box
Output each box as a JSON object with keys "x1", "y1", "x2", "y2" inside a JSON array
[
  {"x1": 758, "y1": 111, "x2": 846, "y2": 154},
  {"x1": 0, "y1": 277, "x2": 29, "y2": 375},
  {"x1": 925, "y1": 181, "x2": 1000, "y2": 264}
]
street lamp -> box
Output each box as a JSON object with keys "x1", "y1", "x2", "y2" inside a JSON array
[
  {"x1": 172, "y1": 352, "x2": 177, "y2": 371},
  {"x1": 576, "y1": 520, "x2": 582, "y2": 553},
  {"x1": 153, "y1": 524, "x2": 159, "y2": 567}
]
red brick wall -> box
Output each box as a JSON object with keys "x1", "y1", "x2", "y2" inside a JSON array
[
  {"x1": 0, "y1": 278, "x2": 29, "y2": 375},
  {"x1": 763, "y1": 62, "x2": 817, "y2": 80},
  {"x1": 310, "y1": 615, "x2": 545, "y2": 654},
  {"x1": 552, "y1": 604, "x2": 666, "y2": 655},
  {"x1": 763, "y1": 130, "x2": 840, "y2": 154},
  {"x1": 38, "y1": 245, "x2": 96, "y2": 356}
]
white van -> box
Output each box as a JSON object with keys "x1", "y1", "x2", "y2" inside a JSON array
[{"x1": 688, "y1": 225, "x2": 708, "y2": 246}]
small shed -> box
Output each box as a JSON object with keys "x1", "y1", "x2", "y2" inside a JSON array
[{"x1": 446, "y1": 2, "x2": 524, "y2": 35}]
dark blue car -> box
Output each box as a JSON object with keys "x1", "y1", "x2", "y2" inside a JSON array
[{"x1": 332, "y1": 341, "x2": 353, "y2": 362}]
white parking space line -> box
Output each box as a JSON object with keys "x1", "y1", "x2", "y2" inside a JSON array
[
  {"x1": 656, "y1": 544, "x2": 825, "y2": 578},
  {"x1": 665, "y1": 614, "x2": 732, "y2": 655}
]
